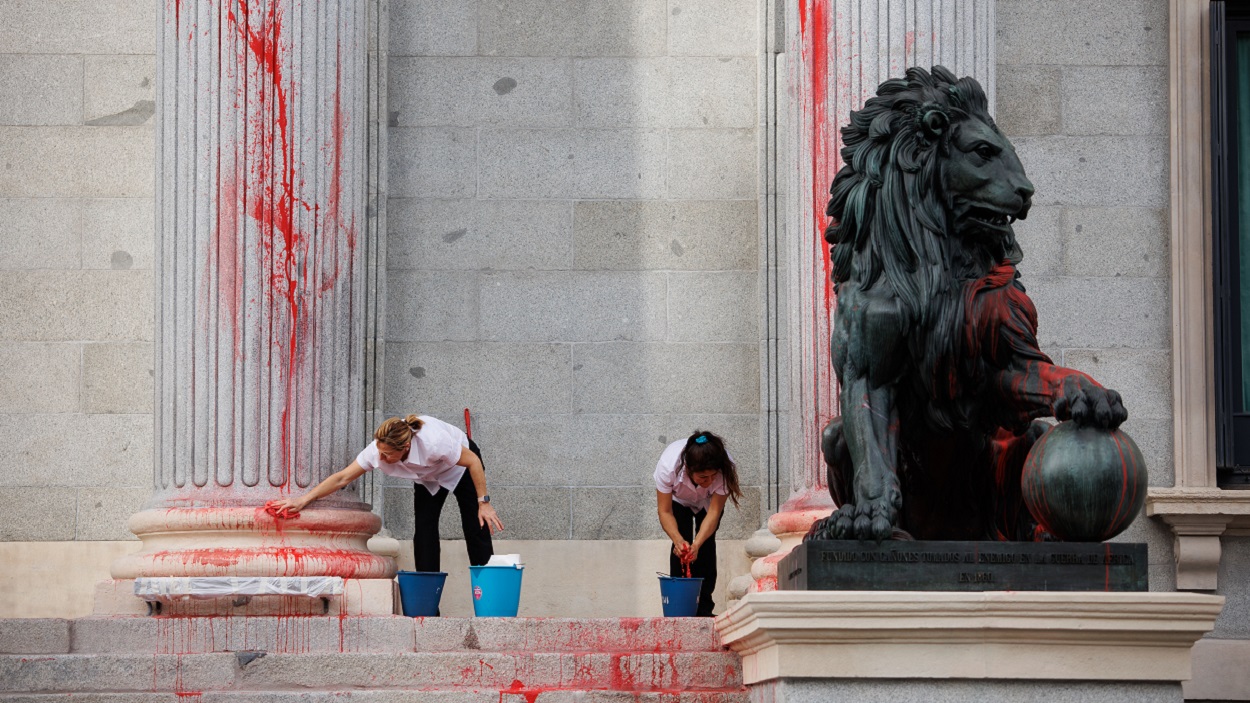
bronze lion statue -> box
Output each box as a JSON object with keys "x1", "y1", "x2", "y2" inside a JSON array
[{"x1": 808, "y1": 66, "x2": 1127, "y2": 543}]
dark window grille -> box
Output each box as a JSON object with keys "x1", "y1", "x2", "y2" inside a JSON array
[{"x1": 1212, "y1": 0, "x2": 1250, "y2": 487}]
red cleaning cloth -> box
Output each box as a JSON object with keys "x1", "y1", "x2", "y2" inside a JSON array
[
  {"x1": 679, "y1": 545, "x2": 694, "y2": 578},
  {"x1": 264, "y1": 500, "x2": 300, "y2": 520}
]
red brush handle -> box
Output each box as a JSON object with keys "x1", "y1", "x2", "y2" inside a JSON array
[{"x1": 464, "y1": 408, "x2": 472, "y2": 440}]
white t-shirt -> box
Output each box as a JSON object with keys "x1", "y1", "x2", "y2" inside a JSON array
[
  {"x1": 654, "y1": 438, "x2": 728, "y2": 512},
  {"x1": 356, "y1": 415, "x2": 469, "y2": 496}
]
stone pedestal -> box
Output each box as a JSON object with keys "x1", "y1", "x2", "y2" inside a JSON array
[
  {"x1": 716, "y1": 590, "x2": 1224, "y2": 702},
  {"x1": 100, "y1": 0, "x2": 394, "y2": 613}
]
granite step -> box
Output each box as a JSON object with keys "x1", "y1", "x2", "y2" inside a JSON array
[
  {"x1": 0, "y1": 692, "x2": 752, "y2": 702},
  {"x1": 0, "y1": 650, "x2": 741, "y2": 694},
  {"x1": 58, "y1": 617, "x2": 725, "y2": 655},
  {"x1": 0, "y1": 619, "x2": 70, "y2": 655},
  {"x1": 0, "y1": 617, "x2": 745, "y2": 699}
]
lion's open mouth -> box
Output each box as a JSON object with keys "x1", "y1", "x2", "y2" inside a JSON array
[{"x1": 965, "y1": 206, "x2": 1018, "y2": 231}]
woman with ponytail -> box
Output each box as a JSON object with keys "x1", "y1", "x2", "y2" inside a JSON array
[
  {"x1": 270, "y1": 414, "x2": 503, "y2": 572},
  {"x1": 654, "y1": 430, "x2": 742, "y2": 616}
]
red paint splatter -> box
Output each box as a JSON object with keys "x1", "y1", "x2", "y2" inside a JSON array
[
  {"x1": 197, "y1": 1, "x2": 359, "y2": 489},
  {"x1": 797, "y1": 0, "x2": 843, "y2": 474},
  {"x1": 149, "y1": 546, "x2": 384, "y2": 577},
  {"x1": 501, "y1": 679, "x2": 541, "y2": 703}
]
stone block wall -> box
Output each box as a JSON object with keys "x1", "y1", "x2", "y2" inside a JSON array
[
  {"x1": 996, "y1": 0, "x2": 1175, "y2": 589},
  {"x1": 382, "y1": 0, "x2": 766, "y2": 542},
  {"x1": 0, "y1": 1, "x2": 156, "y2": 543}
]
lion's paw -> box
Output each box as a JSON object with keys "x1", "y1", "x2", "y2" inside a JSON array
[
  {"x1": 807, "y1": 501, "x2": 897, "y2": 542},
  {"x1": 1055, "y1": 382, "x2": 1127, "y2": 429}
]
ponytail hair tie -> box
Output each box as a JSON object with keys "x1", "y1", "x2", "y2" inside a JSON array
[{"x1": 694, "y1": 434, "x2": 708, "y2": 445}]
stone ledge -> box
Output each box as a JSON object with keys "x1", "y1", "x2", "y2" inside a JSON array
[
  {"x1": 1146, "y1": 487, "x2": 1250, "y2": 589},
  {"x1": 1147, "y1": 488, "x2": 1250, "y2": 530},
  {"x1": 715, "y1": 590, "x2": 1224, "y2": 684}
]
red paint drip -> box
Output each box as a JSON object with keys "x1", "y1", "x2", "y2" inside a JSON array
[
  {"x1": 801, "y1": 0, "x2": 840, "y2": 455},
  {"x1": 1105, "y1": 542, "x2": 1112, "y2": 591},
  {"x1": 205, "y1": 3, "x2": 358, "y2": 488},
  {"x1": 242, "y1": 0, "x2": 298, "y2": 483},
  {"x1": 1105, "y1": 430, "x2": 1139, "y2": 538},
  {"x1": 150, "y1": 546, "x2": 381, "y2": 577}
]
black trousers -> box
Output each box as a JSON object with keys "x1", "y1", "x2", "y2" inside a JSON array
[
  {"x1": 668, "y1": 501, "x2": 718, "y2": 617},
  {"x1": 412, "y1": 438, "x2": 494, "y2": 572}
]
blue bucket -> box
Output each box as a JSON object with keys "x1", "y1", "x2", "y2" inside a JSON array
[
  {"x1": 658, "y1": 575, "x2": 703, "y2": 617},
  {"x1": 396, "y1": 570, "x2": 447, "y2": 617},
  {"x1": 468, "y1": 565, "x2": 524, "y2": 617}
]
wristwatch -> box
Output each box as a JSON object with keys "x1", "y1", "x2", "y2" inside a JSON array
[{"x1": 478, "y1": 495, "x2": 490, "y2": 504}]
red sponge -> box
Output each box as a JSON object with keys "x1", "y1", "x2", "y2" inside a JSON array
[{"x1": 263, "y1": 500, "x2": 300, "y2": 520}]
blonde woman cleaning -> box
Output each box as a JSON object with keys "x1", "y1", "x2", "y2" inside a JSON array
[{"x1": 271, "y1": 414, "x2": 504, "y2": 571}]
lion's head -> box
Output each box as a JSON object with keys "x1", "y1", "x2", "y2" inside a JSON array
[{"x1": 825, "y1": 66, "x2": 1034, "y2": 324}]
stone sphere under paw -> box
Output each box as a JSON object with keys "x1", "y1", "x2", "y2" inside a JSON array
[{"x1": 1021, "y1": 421, "x2": 1147, "y2": 542}]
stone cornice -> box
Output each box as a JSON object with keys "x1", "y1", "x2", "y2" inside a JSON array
[
  {"x1": 1147, "y1": 488, "x2": 1250, "y2": 528},
  {"x1": 716, "y1": 590, "x2": 1225, "y2": 684}
]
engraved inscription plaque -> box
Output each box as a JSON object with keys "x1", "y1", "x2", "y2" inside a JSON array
[{"x1": 779, "y1": 541, "x2": 1148, "y2": 592}]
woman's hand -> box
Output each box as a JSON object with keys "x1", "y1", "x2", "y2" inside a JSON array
[
  {"x1": 478, "y1": 502, "x2": 505, "y2": 534},
  {"x1": 672, "y1": 539, "x2": 692, "y2": 560},
  {"x1": 264, "y1": 462, "x2": 365, "y2": 519},
  {"x1": 264, "y1": 497, "x2": 308, "y2": 519},
  {"x1": 682, "y1": 541, "x2": 700, "y2": 565}
]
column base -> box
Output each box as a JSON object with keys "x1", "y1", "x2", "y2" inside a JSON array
[
  {"x1": 93, "y1": 578, "x2": 397, "y2": 616},
  {"x1": 104, "y1": 507, "x2": 395, "y2": 615},
  {"x1": 751, "y1": 489, "x2": 834, "y2": 592},
  {"x1": 112, "y1": 507, "x2": 396, "y2": 580}
]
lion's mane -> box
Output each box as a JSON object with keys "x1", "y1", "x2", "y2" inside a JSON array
[{"x1": 825, "y1": 66, "x2": 1044, "y2": 432}]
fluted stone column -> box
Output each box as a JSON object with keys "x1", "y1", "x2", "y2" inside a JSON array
[
  {"x1": 756, "y1": 0, "x2": 996, "y2": 591},
  {"x1": 106, "y1": 0, "x2": 393, "y2": 606}
]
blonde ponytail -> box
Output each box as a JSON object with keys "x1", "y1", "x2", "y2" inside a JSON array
[{"x1": 374, "y1": 414, "x2": 424, "y2": 448}]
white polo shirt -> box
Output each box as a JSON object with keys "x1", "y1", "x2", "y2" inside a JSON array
[
  {"x1": 356, "y1": 415, "x2": 469, "y2": 496},
  {"x1": 654, "y1": 438, "x2": 728, "y2": 512}
]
